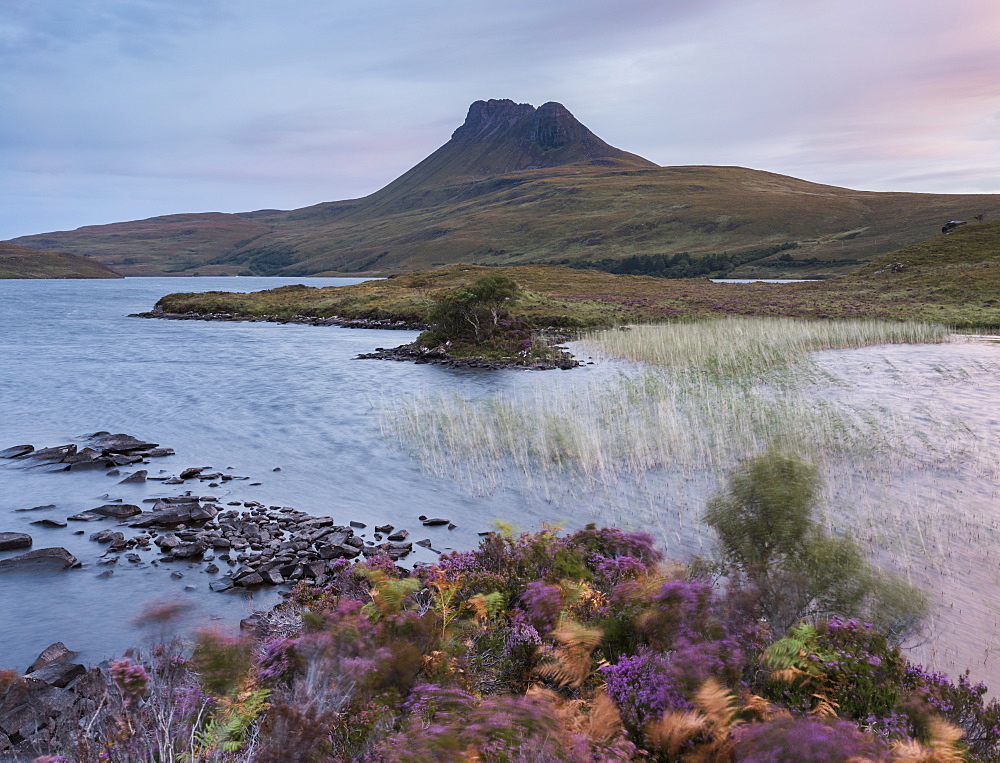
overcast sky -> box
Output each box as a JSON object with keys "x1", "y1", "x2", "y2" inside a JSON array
[{"x1": 2, "y1": 0, "x2": 999, "y2": 240}]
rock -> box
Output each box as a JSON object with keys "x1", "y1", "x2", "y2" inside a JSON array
[
  {"x1": 14, "y1": 504, "x2": 56, "y2": 512},
  {"x1": 30, "y1": 444, "x2": 77, "y2": 462},
  {"x1": 90, "y1": 529, "x2": 121, "y2": 543},
  {"x1": 97, "y1": 569, "x2": 114, "y2": 578},
  {"x1": 0, "y1": 444, "x2": 33, "y2": 458},
  {"x1": 350, "y1": 521, "x2": 366, "y2": 529},
  {"x1": 130, "y1": 503, "x2": 217, "y2": 528},
  {"x1": 27, "y1": 642, "x2": 77, "y2": 673},
  {"x1": 154, "y1": 534, "x2": 182, "y2": 550},
  {"x1": 62, "y1": 447, "x2": 105, "y2": 465},
  {"x1": 234, "y1": 572, "x2": 264, "y2": 587},
  {"x1": 421, "y1": 518, "x2": 450, "y2": 526},
  {"x1": 26, "y1": 660, "x2": 86, "y2": 688},
  {"x1": 170, "y1": 542, "x2": 207, "y2": 559},
  {"x1": 448, "y1": 523, "x2": 457, "y2": 530},
  {"x1": 179, "y1": 467, "x2": 207, "y2": 479},
  {"x1": 0, "y1": 547, "x2": 79, "y2": 572},
  {"x1": 107, "y1": 453, "x2": 145, "y2": 466},
  {"x1": 89, "y1": 503, "x2": 142, "y2": 519},
  {"x1": 30, "y1": 518, "x2": 67, "y2": 528},
  {"x1": 416, "y1": 538, "x2": 432, "y2": 548},
  {"x1": 209, "y1": 578, "x2": 234, "y2": 592},
  {"x1": 119, "y1": 470, "x2": 147, "y2": 484},
  {"x1": 144, "y1": 447, "x2": 175, "y2": 457},
  {"x1": 375, "y1": 524, "x2": 394, "y2": 534},
  {"x1": 0, "y1": 532, "x2": 32, "y2": 551},
  {"x1": 106, "y1": 469, "x2": 121, "y2": 476},
  {"x1": 272, "y1": 467, "x2": 281, "y2": 471},
  {"x1": 205, "y1": 563, "x2": 219, "y2": 574},
  {"x1": 67, "y1": 512, "x2": 103, "y2": 522},
  {"x1": 125, "y1": 553, "x2": 141, "y2": 563},
  {"x1": 260, "y1": 569, "x2": 285, "y2": 585},
  {"x1": 170, "y1": 571, "x2": 183, "y2": 579},
  {"x1": 387, "y1": 530, "x2": 409, "y2": 541},
  {"x1": 86, "y1": 433, "x2": 158, "y2": 452}
]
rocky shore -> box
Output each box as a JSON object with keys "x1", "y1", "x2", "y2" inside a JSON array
[
  {"x1": 130, "y1": 306, "x2": 425, "y2": 331},
  {"x1": 357, "y1": 341, "x2": 579, "y2": 370}
]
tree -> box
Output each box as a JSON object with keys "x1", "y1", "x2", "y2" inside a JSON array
[
  {"x1": 704, "y1": 452, "x2": 926, "y2": 641},
  {"x1": 421, "y1": 275, "x2": 521, "y2": 346}
]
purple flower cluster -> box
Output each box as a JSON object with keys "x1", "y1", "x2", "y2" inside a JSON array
[
  {"x1": 110, "y1": 657, "x2": 150, "y2": 702},
  {"x1": 733, "y1": 716, "x2": 888, "y2": 762},
  {"x1": 521, "y1": 581, "x2": 562, "y2": 634},
  {"x1": 600, "y1": 650, "x2": 692, "y2": 734}
]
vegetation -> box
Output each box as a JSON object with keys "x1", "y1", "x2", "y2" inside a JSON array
[
  {"x1": 568, "y1": 243, "x2": 801, "y2": 279},
  {"x1": 44, "y1": 502, "x2": 999, "y2": 761},
  {"x1": 151, "y1": 219, "x2": 1000, "y2": 330},
  {"x1": 0, "y1": 242, "x2": 122, "y2": 279}
]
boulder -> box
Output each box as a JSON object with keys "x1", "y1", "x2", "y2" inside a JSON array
[
  {"x1": 90, "y1": 529, "x2": 124, "y2": 544},
  {"x1": 0, "y1": 532, "x2": 32, "y2": 551},
  {"x1": 25, "y1": 660, "x2": 86, "y2": 689},
  {"x1": 0, "y1": 547, "x2": 80, "y2": 572},
  {"x1": 179, "y1": 467, "x2": 207, "y2": 479},
  {"x1": 0, "y1": 444, "x2": 33, "y2": 459},
  {"x1": 107, "y1": 453, "x2": 144, "y2": 466},
  {"x1": 27, "y1": 642, "x2": 77, "y2": 673},
  {"x1": 209, "y1": 578, "x2": 234, "y2": 592},
  {"x1": 421, "y1": 518, "x2": 450, "y2": 526},
  {"x1": 170, "y1": 542, "x2": 207, "y2": 559},
  {"x1": 119, "y1": 470, "x2": 147, "y2": 484},
  {"x1": 62, "y1": 447, "x2": 105, "y2": 465},
  {"x1": 89, "y1": 503, "x2": 142, "y2": 519}
]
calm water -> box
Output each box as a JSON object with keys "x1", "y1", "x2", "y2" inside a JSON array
[{"x1": 0, "y1": 278, "x2": 997, "y2": 692}]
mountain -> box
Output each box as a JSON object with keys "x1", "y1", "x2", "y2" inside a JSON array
[
  {"x1": 9, "y1": 100, "x2": 1000, "y2": 277},
  {"x1": 0, "y1": 242, "x2": 122, "y2": 279}
]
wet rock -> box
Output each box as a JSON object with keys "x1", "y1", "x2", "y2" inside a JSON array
[
  {"x1": 125, "y1": 553, "x2": 142, "y2": 563},
  {"x1": 25, "y1": 660, "x2": 86, "y2": 689},
  {"x1": 30, "y1": 444, "x2": 77, "y2": 462},
  {"x1": 210, "y1": 578, "x2": 234, "y2": 592},
  {"x1": 0, "y1": 547, "x2": 79, "y2": 572},
  {"x1": 0, "y1": 532, "x2": 32, "y2": 551},
  {"x1": 180, "y1": 467, "x2": 207, "y2": 479},
  {"x1": 205, "y1": 563, "x2": 219, "y2": 574},
  {"x1": 30, "y1": 518, "x2": 67, "y2": 528},
  {"x1": 416, "y1": 538, "x2": 432, "y2": 548},
  {"x1": 97, "y1": 569, "x2": 114, "y2": 578},
  {"x1": 27, "y1": 643, "x2": 77, "y2": 673},
  {"x1": 0, "y1": 444, "x2": 33, "y2": 458},
  {"x1": 118, "y1": 469, "x2": 147, "y2": 484},
  {"x1": 234, "y1": 572, "x2": 264, "y2": 587},
  {"x1": 89, "y1": 503, "x2": 141, "y2": 519},
  {"x1": 154, "y1": 534, "x2": 181, "y2": 550},
  {"x1": 170, "y1": 542, "x2": 207, "y2": 559},
  {"x1": 421, "y1": 518, "x2": 450, "y2": 526},
  {"x1": 170, "y1": 571, "x2": 183, "y2": 579},
  {"x1": 14, "y1": 505, "x2": 56, "y2": 513},
  {"x1": 86, "y1": 433, "x2": 159, "y2": 453},
  {"x1": 387, "y1": 530, "x2": 409, "y2": 541},
  {"x1": 67, "y1": 512, "x2": 102, "y2": 522},
  {"x1": 107, "y1": 453, "x2": 145, "y2": 466},
  {"x1": 62, "y1": 447, "x2": 104, "y2": 465},
  {"x1": 130, "y1": 503, "x2": 217, "y2": 528}
]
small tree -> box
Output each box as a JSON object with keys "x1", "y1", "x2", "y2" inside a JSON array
[
  {"x1": 704, "y1": 452, "x2": 926, "y2": 641},
  {"x1": 420, "y1": 275, "x2": 521, "y2": 347}
]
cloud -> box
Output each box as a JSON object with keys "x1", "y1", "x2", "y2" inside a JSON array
[{"x1": 2, "y1": 0, "x2": 999, "y2": 238}]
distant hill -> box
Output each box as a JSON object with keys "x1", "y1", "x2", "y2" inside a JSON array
[
  {"x1": 0, "y1": 242, "x2": 122, "y2": 279},
  {"x1": 9, "y1": 100, "x2": 1000, "y2": 277}
]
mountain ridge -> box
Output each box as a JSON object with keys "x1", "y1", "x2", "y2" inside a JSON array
[{"x1": 8, "y1": 100, "x2": 1000, "y2": 277}]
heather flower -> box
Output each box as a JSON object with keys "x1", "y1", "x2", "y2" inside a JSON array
[
  {"x1": 504, "y1": 611, "x2": 542, "y2": 656},
  {"x1": 733, "y1": 716, "x2": 888, "y2": 761},
  {"x1": 110, "y1": 657, "x2": 150, "y2": 703},
  {"x1": 601, "y1": 650, "x2": 692, "y2": 735},
  {"x1": 521, "y1": 581, "x2": 562, "y2": 633}
]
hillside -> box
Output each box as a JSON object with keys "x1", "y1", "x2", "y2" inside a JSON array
[
  {"x1": 149, "y1": 220, "x2": 1000, "y2": 330},
  {"x1": 0, "y1": 242, "x2": 122, "y2": 279},
  {"x1": 10, "y1": 100, "x2": 1000, "y2": 277}
]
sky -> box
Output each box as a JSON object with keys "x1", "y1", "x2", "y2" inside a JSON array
[{"x1": 2, "y1": 0, "x2": 999, "y2": 240}]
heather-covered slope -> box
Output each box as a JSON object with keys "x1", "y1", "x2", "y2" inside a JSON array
[
  {"x1": 10, "y1": 100, "x2": 1000, "y2": 277},
  {"x1": 0, "y1": 242, "x2": 122, "y2": 279}
]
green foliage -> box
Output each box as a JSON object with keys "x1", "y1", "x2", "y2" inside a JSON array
[
  {"x1": 573, "y1": 242, "x2": 799, "y2": 278},
  {"x1": 420, "y1": 274, "x2": 521, "y2": 346},
  {"x1": 192, "y1": 629, "x2": 255, "y2": 698},
  {"x1": 705, "y1": 451, "x2": 927, "y2": 639},
  {"x1": 193, "y1": 687, "x2": 270, "y2": 756},
  {"x1": 363, "y1": 569, "x2": 421, "y2": 620}
]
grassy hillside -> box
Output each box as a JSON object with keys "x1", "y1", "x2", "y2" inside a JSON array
[
  {"x1": 0, "y1": 242, "x2": 122, "y2": 279},
  {"x1": 13, "y1": 166, "x2": 999, "y2": 279},
  {"x1": 150, "y1": 220, "x2": 1000, "y2": 330}
]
